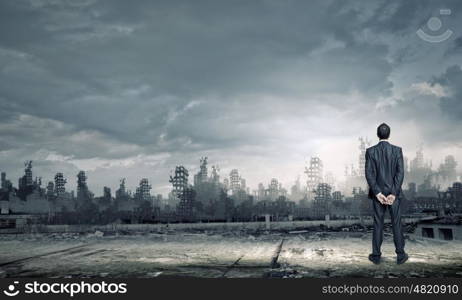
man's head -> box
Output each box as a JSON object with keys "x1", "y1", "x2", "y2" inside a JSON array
[{"x1": 377, "y1": 123, "x2": 390, "y2": 140}]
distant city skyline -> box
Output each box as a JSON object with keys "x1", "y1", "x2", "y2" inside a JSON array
[{"x1": 0, "y1": 142, "x2": 459, "y2": 198}]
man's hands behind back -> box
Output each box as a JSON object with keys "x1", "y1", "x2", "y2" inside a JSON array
[
  {"x1": 376, "y1": 193, "x2": 396, "y2": 205},
  {"x1": 386, "y1": 194, "x2": 396, "y2": 205}
]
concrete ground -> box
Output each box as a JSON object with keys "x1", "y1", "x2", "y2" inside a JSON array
[{"x1": 1, "y1": 231, "x2": 461, "y2": 278}]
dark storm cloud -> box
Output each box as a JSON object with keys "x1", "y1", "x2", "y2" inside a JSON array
[
  {"x1": 451, "y1": 36, "x2": 462, "y2": 52},
  {"x1": 433, "y1": 65, "x2": 462, "y2": 122},
  {"x1": 0, "y1": 0, "x2": 461, "y2": 194},
  {"x1": 380, "y1": 64, "x2": 462, "y2": 148},
  {"x1": 0, "y1": 0, "x2": 397, "y2": 150}
]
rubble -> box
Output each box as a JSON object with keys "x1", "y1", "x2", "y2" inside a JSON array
[
  {"x1": 0, "y1": 229, "x2": 460, "y2": 278},
  {"x1": 289, "y1": 230, "x2": 308, "y2": 234},
  {"x1": 86, "y1": 230, "x2": 104, "y2": 238}
]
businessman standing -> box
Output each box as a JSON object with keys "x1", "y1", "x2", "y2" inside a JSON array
[{"x1": 365, "y1": 123, "x2": 408, "y2": 265}]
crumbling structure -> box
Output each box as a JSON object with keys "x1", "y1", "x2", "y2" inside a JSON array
[
  {"x1": 229, "y1": 169, "x2": 241, "y2": 194},
  {"x1": 17, "y1": 161, "x2": 41, "y2": 199},
  {"x1": 407, "y1": 146, "x2": 432, "y2": 185},
  {"x1": 116, "y1": 178, "x2": 127, "y2": 199},
  {"x1": 358, "y1": 137, "x2": 370, "y2": 176},
  {"x1": 54, "y1": 172, "x2": 66, "y2": 196},
  {"x1": 170, "y1": 166, "x2": 195, "y2": 220},
  {"x1": 312, "y1": 183, "x2": 332, "y2": 219},
  {"x1": 1, "y1": 172, "x2": 12, "y2": 191},
  {"x1": 194, "y1": 157, "x2": 208, "y2": 186},
  {"x1": 115, "y1": 178, "x2": 134, "y2": 213},
  {"x1": 343, "y1": 137, "x2": 370, "y2": 196},
  {"x1": 437, "y1": 182, "x2": 462, "y2": 214},
  {"x1": 210, "y1": 165, "x2": 220, "y2": 184},
  {"x1": 289, "y1": 176, "x2": 305, "y2": 202},
  {"x1": 46, "y1": 181, "x2": 55, "y2": 198},
  {"x1": 135, "y1": 178, "x2": 152, "y2": 202},
  {"x1": 76, "y1": 171, "x2": 92, "y2": 201},
  {"x1": 268, "y1": 178, "x2": 279, "y2": 201},
  {"x1": 1, "y1": 172, "x2": 5, "y2": 190},
  {"x1": 305, "y1": 157, "x2": 323, "y2": 200},
  {"x1": 103, "y1": 187, "x2": 112, "y2": 200},
  {"x1": 24, "y1": 161, "x2": 33, "y2": 186}
]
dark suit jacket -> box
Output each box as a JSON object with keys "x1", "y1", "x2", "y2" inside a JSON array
[{"x1": 365, "y1": 141, "x2": 404, "y2": 200}]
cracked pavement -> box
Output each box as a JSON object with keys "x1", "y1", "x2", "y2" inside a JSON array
[{"x1": 1, "y1": 231, "x2": 461, "y2": 278}]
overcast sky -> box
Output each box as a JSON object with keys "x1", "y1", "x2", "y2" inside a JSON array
[{"x1": 0, "y1": 0, "x2": 461, "y2": 196}]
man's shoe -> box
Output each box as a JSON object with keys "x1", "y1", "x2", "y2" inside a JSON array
[
  {"x1": 368, "y1": 254, "x2": 381, "y2": 265},
  {"x1": 397, "y1": 253, "x2": 409, "y2": 265}
]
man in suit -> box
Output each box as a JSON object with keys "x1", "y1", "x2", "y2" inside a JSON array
[{"x1": 365, "y1": 123, "x2": 408, "y2": 265}]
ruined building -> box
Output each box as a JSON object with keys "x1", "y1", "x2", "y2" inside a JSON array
[
  {"x1": 268, "y1": 178, "x2": 279, "y2": 201},
  {"x1": 229, "y1": 169, "x2": 241, "y2": 194},
  {"x1": 358, "y1": 137, "x2": 370, "y2": 176},
  {"x1": 116, "y1": 178, "x2": 127, "y2": 199},
  {"x1": 438, "y1": 182, "x2": 462, "y2": 214},
  {"x1": 193, "y1": 158, "x2": 225, "y2": 209},
  {"x1": 115, "y1": 178, "x2": 134, "y2": 213},
  {"x1": 406, "y1": 146, "x2": 432, "y2": 185},
  {"x1": 194, "y1": 157, "x2": 208, "y2": 186},
  {"x1": 223, "y1": 178, "x2": 229, "y2": 191},
  {"x1": 343, "y1": 137, "x2": 369, "y2": 196},
  {"x1": 76, "y1": 171, "x2": 93, "y2": 201},
  {"x1": 54, "y1": 172, "x2": 66, "y2": 196},
  {"x1": 135, "y1": 178, "x2": 152, "y2": 202},
  {"x1": 16, "y1": 161, "x2": 43, "y2": 200},
  {"x1": 18, "y1": 160, "x2": 33, "y2": 189},
  {"x1": 103, "y1": 187, "x2": 112, "y2": 200},
  {"x1": 289, "y1": 176, "x2": 305, "y2": 202},
  {"x1": 312, "y1": 183, "x2": 332, "y2": 219},
  {"x1": 1, "y1": 172, "x2": 12, "y2": 191},
  {"x1": 257, "y1": 182, "x2": 265, "y2": 201},
  {"x1": 2, "y1": 162, "x2": 49, "y2": 214},
  {"x1": 170, "y1": 166, "x2": 195, "y2": 220},
  {"x1": 256, "y1": 178, "x2": 288, "y2": 202},
  {"x1": 434, "y1": 155, "x2": 458, "y2": 188},
  {"x1": 1, "y1": 172, "x2": 5, "y2": 190},
  {"x1": 98, "y1": 186, "x2": 112, "y2": 210},
  {"x1": 210, "y1": 165, "x2": 220, "y2": 184},
  {"x1": 46, "y1": 181, "x2": 54, "y2": 198},
  {"x1": 305, "y1": 156, "x2": 323, "y2": 200},
  {"x1": 240, "y1": 178, "x2": 247, "y2": 192},
  {"x1": 228, "y1": 169, "x2": 248, "y2": 204}
]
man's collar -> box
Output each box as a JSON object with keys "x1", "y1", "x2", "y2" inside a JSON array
[{"x1": 379, "y1": 139, "x2": 389, "y2": 143}]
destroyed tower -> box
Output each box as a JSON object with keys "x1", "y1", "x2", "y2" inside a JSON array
[
  {"x1": 358, "y1": 137, "x2": 370, "y2": 176},
  {"x1": 54, "y1": 172, "x2": 67, "y2": 196},
  {"x1": 210, "y1": 165, "x2": 220, "y2": 184},
  {"x1": 135, "y1": 178, "x2": 152, "y2": 202},
  {"x1": 268, "y1": 178, "x2": 279, "y2": 201},
  {"x1": 305, "y1": 157, "x2": 323, "y2": 200},
  {"x1": 116, "y1": 178, "x2": 127, "y2": 199},
  {"x1": 194, "y1": 157, "x2": 208, "y2": 186},
  {"x1": 18, "y1": 161, "x2": 33, "y2": 191},
  {"x1": 170, "y1": 166, "x2": 195, "y2": 220},
  {"x1": 229, "y1": 169, "x2": 241, "y2": 194},
  {"x1": 76, "y1": 171, "x2": 91, "y2": 201},
  {"x1": 46, "y1": 181, "x2": 55, "y2": 198},
  {"x1": 312, "y1": 183, "x2": 332, "y2": 219}
]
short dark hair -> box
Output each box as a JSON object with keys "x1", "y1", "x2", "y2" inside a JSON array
[{"x1": 377, "y1": 123, "x2": 390, "y2": 139}]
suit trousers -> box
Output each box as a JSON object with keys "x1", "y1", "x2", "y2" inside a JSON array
[{"x1": 371, "y1": 197, "x2": 405, "y2": 258}]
